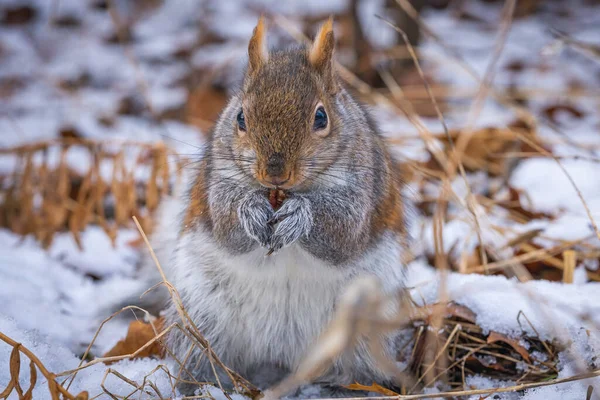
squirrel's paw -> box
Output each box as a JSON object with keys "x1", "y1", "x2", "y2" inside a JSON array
[
  {"x1": 268, "y1": 196, "x2": 313, "y2": 254},
  {"x1": 238, "y1": 190, "x2": 274, "y2": 247}
]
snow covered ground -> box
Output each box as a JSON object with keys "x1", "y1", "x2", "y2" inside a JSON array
[{"x1": 1, "y1": 0, "x2": 600, "y2": 399}]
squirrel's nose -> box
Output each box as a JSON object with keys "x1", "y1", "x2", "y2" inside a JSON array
[{"x1": 266, "y1": 152, "x2": 285, "y2": 177}]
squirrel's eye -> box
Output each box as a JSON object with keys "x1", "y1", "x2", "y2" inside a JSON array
[
  {"x1": 237, "y1": 110, "x2": 246, "y2": 132},
  {"x1": 313, "y1": 106, "x2": 328, "y2": 131}
]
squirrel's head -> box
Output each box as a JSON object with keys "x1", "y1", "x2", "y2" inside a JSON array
[{"x1": 230, "y1": 17, "x2": 343, "y2": 190}]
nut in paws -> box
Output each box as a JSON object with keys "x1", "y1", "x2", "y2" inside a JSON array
[{"x1": 268, "y1": 196, "x2": 313, "y2": 254}]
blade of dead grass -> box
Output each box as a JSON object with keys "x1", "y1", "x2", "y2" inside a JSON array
[
  {"x1": 562, "y1": 250, "x2": 576, "y2": 283},
  {"x1": 454, "y1": 0, "x2": 517, "y2": 169},
  {"x1": 548, "y1": 29, "x2": 600, "y2": 62},
  {"x1": 376, "y1": 14, "x2": 542, "y2": 284},
  {"x1": 395, "y1": 0, "x2": 600, "y2": 244},
  {"x1": 0, "y1": 137, "x2": 185, "y2": 249},
  {"x1": 515, "y1": 131, "x2": 600, "y2": 242},
  {"x1": 468, "y1": 235, "x2": 592, "y2": 274},
  {"x1": 409, "y1": 324, "x2": 461, "y2": 392},
  {"x1": 54, "y1": 214, "x2": 255, "y2": 397},
  {"x1": 313, "y1": 368, "x2": 600, "y2": 400},
  {"x1": 131, "y1": 216, "x2": 257, "y2": 396}
]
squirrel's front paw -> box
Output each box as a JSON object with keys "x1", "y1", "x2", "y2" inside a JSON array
[
  {"x1": 268, "y1": 196, "x2": 313, "y2": 254},
  {"x1": 237, "y1": 191, "x2": 274, "y2": 247}
]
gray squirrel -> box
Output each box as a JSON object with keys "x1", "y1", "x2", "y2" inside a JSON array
[{"x1": 137, "y1": 17, "x2": 409, "y2": 395}]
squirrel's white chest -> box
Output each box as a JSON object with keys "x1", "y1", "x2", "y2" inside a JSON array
[{"x1": 170, "y1": 230, "x2": 350, "y2": 369}]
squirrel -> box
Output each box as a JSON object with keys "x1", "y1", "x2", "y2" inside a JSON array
[{"x1": 141, "y1": 17, "x2": 409, "y2": 395}]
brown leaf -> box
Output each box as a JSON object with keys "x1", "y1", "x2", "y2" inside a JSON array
[
  {"x1": 543, "y1": 104, "x2": 585, "y2": 125},
  {"x1": 416, "y1": 302, "x2": 477, "y2": 324},
  {"x1": 513, "y1": 242, "x2": 564, "y2": 282},
  {"x1": 445, "y1": 302, "x2": 477, "y2": 323},
  {"x1": 505, "y1": 60, "x2": 526, "y2": 73},
  {"x1": 497, "y1": 187, "x2": 553, "y2": 221},
  {"x1": 467, "y1": 355, "x2": 509, "y2": 372},
  {"x1": 487, "y1": 331, "x2": 531, "y2": 362},
  {"x1": 344, "y1": 382, "x2": 400, "y2": 396},
  {"x1": 504, "y1": 228, "x2": 544, "y2": 248},
  {"x1": 514, "y1": 0, "x2": 541, "y2": 17},
  {"x1": 1, "y1": 5, "x2": 36, "y2": 25},
  {"x1": 430, "y1": 127, "x2": 539, "y2": 176},
  {"x1": 22, "y1": 360, "x2": 37, "y2": 400},
  {"x1": 0, "y1": 77, "x2": 25, "y2": 99},
  {"x1": 59, "y1": 126, "x2": 82, "y2": 139},
  {"x1": 103, "y1": 318, "x2": 166, "y2": 364},
  {"x1": 9, "y1": 345, "x2": 23, "y2": 397}
]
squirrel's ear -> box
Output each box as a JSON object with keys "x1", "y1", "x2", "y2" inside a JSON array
[
  {"x1": 309, "y1": 17, "x2": 335, "y2": 74},
  {"x1": 248, "y1": 16, "x2": 269, "y2": 76}
]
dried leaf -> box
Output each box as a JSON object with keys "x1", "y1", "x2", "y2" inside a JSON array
[
  {"x1": 493, "y1": 187, "x2": 553, "y2": 224},
  {"x1": 514, "y1": 0, "x2": 541, "y2": 17},
  {"x1": 146, "y1": 147, "x2": 161, "y2": 211},
  {"x1": 1, "y1": 5, "x2": 36, "y2": 25},
  {"x1": 504, "y1": 228, "x2": 544, "y2": 248},
  {"x1": 59, "y1": 126, "x2": 82, "y2": 139},
  {"x1": 543, "y1": 104, "x2": 585, "y2": 125},
  {"x1": 430, "y1": 127, "x2": 533, "y2": 176},
  {"x1": 9, "y1": 344, "x2": 23, "y2": 397},
  {"x1": 513, "y1": 242, "x2": 564, "y2": 281},
  {"x1": 344, "y1": 382, "x2": 400, "y2": 396},
  {"x1": 468, "y1": 355, "x2": 509, "y2": 372},
  {"x1": 22, "y1": 360, "x2": 37, "y2": 400},
  {"x1": 103, "y1": 318, "x2": 166, "y2": 363},
  {"x1": 445, "y1": 303, "x2": 477, "y2": 323},
  {"x1": 0, "y1": 139, "x2": 184, "y2": 248},
  {"x1": 417, "y1": 302, "x2": 477, "y2": 324},
  {"x1": 487, "y1": 331, "x2": 531, "y2": 362}
]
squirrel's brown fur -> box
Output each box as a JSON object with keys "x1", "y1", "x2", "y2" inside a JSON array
[{"x1": 142, "y1": 17, "x2": 409, "y2": 395}]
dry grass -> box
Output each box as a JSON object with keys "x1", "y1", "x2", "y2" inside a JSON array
[
  {"x1": 1, "y1": 0, "x2": 600, "y2": 398},
  {"x1": 0, "y1": 138, "x2": 185, "y2": 249},
  {"x1": 0, "y1": 331, "x2": 89, "y2": 399}
]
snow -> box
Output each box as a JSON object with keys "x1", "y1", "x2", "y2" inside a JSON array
[
  {"x1": 1, "y1": 0, "x2": 600, "y2": 399},
  {"x1": 0, "y1": 315, "x2": 176, "y2": 400},
  {"x1": 0, "y1": 229, "x2": 141, "y2": 355},
  {"x1": 406, "y1": 261, "x2": 600, "y2": 398},
  {"x1": 511, "y1": 158, "x2": 600, "y2": 215},
  {"x1": 48, "y1": 227, "x2": 139, "y2": 278},
  {"x1": 407, "y1": 260, "x2": 600, "y2": 342}
]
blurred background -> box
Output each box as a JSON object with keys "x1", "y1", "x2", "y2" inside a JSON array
[{"x1": 1, "y1": 0, "x2": 600, "y2": 398}]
